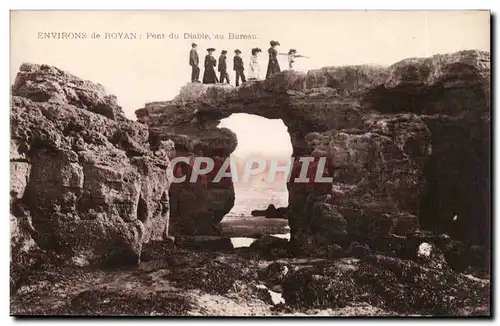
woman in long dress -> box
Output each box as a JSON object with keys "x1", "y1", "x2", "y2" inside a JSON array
[
  {"x1": 266, "y1": 40, "x2": 281, "y2": 79},
  {"x1": 202, "y1": 48, "x2": 218, "y2": 84},
  {"x1": 248, "y1": 47, "x2": 262, "y2": 80}
]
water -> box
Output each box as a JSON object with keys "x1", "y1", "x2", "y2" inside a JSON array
[
  {"x1": 230, "y1": 237, "x2": 256, "y2": 248},
  {"x1": 230, "y1": 233, "x2": 291, "y2": 248}
]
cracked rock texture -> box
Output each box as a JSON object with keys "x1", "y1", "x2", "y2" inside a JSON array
[{"x1": 11, "y1": 63, "x2": 174, "y2": 270}]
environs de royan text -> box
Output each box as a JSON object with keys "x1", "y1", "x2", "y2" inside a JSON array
[{"x1": 37, "y1": 32, "x2": 258, "y2": 40}]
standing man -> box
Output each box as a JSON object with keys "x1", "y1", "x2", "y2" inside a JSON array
[
  {"x1": 233, "y1": 49, "x2": 246, "y2": 86},
  {"x1": 189, "y1": 43, "x2": 200, "y2": 83},
  {"x1": 218, "y1": 50, "x2": 230, "y2": 84}
]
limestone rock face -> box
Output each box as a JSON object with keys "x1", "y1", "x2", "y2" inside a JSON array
[
  {"x1": 13, "y1": 63, "x2": 125, "y2": 120},
  {"x1": 10, "y1": 64, "x2": 173, "y2": 266},
  {"x1": 136, "y1": 50, "x2": 490, "y2": 251}
]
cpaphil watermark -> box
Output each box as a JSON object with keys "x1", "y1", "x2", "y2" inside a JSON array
[{"x1": 170, "y1": 156, "x2": 333, "y2": 185}]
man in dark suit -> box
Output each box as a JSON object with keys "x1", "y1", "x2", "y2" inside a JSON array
[
  {"x1": 189, "y1": 43, "x2": 200, "y2": 83},
  {"x1": 233, "y1": 49, "x2": 246, "y2": 86},
  {"x1": 218, "y1": 50, "x2": 230, "y2": 84}
]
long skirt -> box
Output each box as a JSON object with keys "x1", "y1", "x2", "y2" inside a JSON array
[
  {"x1": 203, "y1": 67, "x2": 218, "y2": 84},
  {"x1": 266, "y1": 60, "x2": 281, "y2": 79},
  {"x1": 248, "y1": 63, "x2": 261, "y2": 80}
]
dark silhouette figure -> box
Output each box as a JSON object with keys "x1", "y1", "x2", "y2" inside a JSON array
[
  {"x1": 266, "y1": 40, "x2": 281, "y2": 79},
  {"x1": 251, "y1": 204, "x2": 288, "y2": 219},
  {"x1": 203, "y1": 48, "x2": 218, "y2": 84},
  {"x1": 218, "y1": 50, "x2": 230, "y2": 84}
]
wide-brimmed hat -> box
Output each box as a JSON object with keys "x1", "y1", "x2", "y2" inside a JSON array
[
  {"x1": 207, "y1": 48, "x2": 216, "y2": 52},
  {"x1": 251, "y1": 47, "x2": 262, "y2": 54},
  {"x1": 191, "y1": 43, "x2": 198, "y2": 47},
  {"x1": 221, "y1": 50, "x2": 227, "y2": 54},
  {"x1": 288, "y1": 49, "x2": 297, "y2": 54},
  {"x1": 270, "y1": 40, "x2": 280, "y2": 46},
  {"x1": 234, "y1": 49, "x2": 242, "y2": 54}
]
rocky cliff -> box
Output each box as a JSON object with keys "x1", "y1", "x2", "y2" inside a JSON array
[
  {"x1": 10, "y1": 50, "x2": 490, "y2": 274},
  {"x1": 9, "y1": 51, "x2": 491, "y2": 316},
  {"x1": 10, "y1": 63, "x2": 174, "y2": 275},
  {"x1": 136, "y1": 50, "x2": 490, "y2": 252}
]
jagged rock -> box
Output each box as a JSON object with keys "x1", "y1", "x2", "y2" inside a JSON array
[
  {"x1": 169, "y1": 184, "x2": 234, "y2": 236},
  {"x1": 10, "y1": 64, "x2": 173, "y2": 265},
  {"x1": 251, "y1": 204, "x2": 288, "y2": 219},
  {"x1": 12, "y1": 63, "x2": 125, "y2": 120},
  {"x1": 153, "y1": 126, "x2": 237, "y2": 236},
  {"x1": 416, "y1": 242, "x2": 448, "y2": 270},
  {"x1": 137, "y1": 50, "x2": 490, "y2": 248},
  {"x1": 306, "y1": 194, "x2": 348, "y2": 238}
]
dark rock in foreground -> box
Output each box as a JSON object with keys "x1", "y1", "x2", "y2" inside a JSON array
[{"x1": 10, "y1": 246, "x2": 490, "y2": 316}]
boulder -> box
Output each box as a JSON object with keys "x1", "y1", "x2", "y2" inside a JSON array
[
  {"x1": 251, "y1": 204, "x2": 288, "y2": 219},
  {"x1": 12, "y1": 63, "x2": 124, "y2": 120},
  {"x1": 416, "y1": 242, "x2": 448, "y2": 270},
  {"x1": 258, "y1": 261, "x2": 294, "y2": 285},
  {"x1": 249, "y1": 235, "x2": 289, "y2": 258}
]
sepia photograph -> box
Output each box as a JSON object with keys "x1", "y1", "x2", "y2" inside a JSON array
[{"x1": 9, "y1": 10, "x2": 491, "y2": 317}]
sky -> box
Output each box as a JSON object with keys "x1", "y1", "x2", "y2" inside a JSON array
[
  {"x1": 10, "y1": 11, "x2": 490, "y2": 156},
  {"x1": 219, "y1": 113, "x2": 293, "y2": 158}
]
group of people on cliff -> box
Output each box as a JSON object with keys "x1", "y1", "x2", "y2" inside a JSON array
[{"x1": 189, "y1": 40, "x2": 309, "y2": 86}]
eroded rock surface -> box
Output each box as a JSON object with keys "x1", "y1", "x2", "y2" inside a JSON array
[
  {"x1": 10, "y1": 246, "x2": 490, "y2": 316},
  {"x1": 11, "y1": 63, "x2": 174, "y2": 269},
  {"x1": 136, "y1": 50, "x2": 490, "y2": 257}
]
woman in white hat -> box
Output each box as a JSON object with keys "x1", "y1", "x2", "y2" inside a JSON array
[{"x1": 248, "y1": 48, "x2": 262, "y2": 80}]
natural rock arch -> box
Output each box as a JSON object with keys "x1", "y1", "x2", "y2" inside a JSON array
[
  {"x1": 136, "y1": 49, "x2": 490, "y2": 248},
  {"x1": 9, "y1": 50, "x2": 490, "y2": 270}
]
